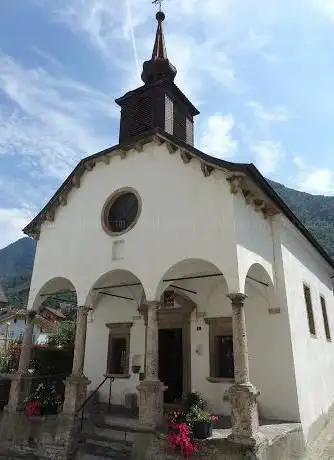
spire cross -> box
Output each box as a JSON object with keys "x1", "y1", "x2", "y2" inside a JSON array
[{"x1": 152, "y1": 0, "x2": 163, "y2": 12}]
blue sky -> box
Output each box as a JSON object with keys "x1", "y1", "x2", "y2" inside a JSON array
[{"x1": 0, "y1": 0, "x2": 334, "y2": 248}]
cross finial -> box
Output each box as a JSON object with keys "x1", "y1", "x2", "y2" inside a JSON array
[{"x1": 152, "y1": 0, "x2": 163, "y2": 12}]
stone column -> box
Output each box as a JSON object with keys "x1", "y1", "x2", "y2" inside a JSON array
[
  {"x1": 62, "y1": 305, "x2": 90, "y2": 416},
  {"x1": 226, "y1": 293, "x2": 262, "y2": 446},
  {"x1": 6, "y1": 310, "x2": 36, "y2": 412},
  {"x1": 137, "y1": 301, "x2": 165, "y2": 429}
]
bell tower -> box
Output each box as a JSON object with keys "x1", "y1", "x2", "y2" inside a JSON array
[{"x1": 115, "y1": 10, "x2": 199, "y2": 146}]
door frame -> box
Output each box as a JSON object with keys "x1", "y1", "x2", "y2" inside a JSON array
[{"x1": 139, "y1": 293, "x2": 196, "y2": 400}]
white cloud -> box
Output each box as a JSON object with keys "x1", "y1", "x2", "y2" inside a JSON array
[
  {"x1": 198, "y1": 113, "x2": 238, "y2": 159},
  {"x1": 0, "y1": 207, "x2": 34, "y2": 249},
  {"x1": 293, "y1": 155, "x2": 306, "y2": 170},
  {"x1": 311, "y1": 0, "x2": 334, "y2": 21},
  {"x1": 293, "y1": 156, "x2": 334, "y2": 194},
  {"x1": 252, "y1": 140, "x2": 283, "y2": 174},
  {"x1": 0, "y1": 52, "x2": 113, "y2": 180},
  {"x1": 247, "y1": 101, "x2": 291, "y2": 123},
  {"x1": 300, "y1": 169, "x2": 334, "y2": 195},
  {"x1": 37, "y1": 0, "x2": 249, "y2": 99}
]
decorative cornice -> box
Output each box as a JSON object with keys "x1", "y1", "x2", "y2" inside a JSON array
[
  {"x1": 166, "y1": 142, "x2": 178, "y2": 154},
  {"x1": 227, "y1": 173, "x2": 280, "y2": 220},
  {"x1": 201, "y1": 162, "x2": 214, "y2": 177},
  {"x1": 120, "y1": 149, "x2": 127, "y2": 159},
  {"x1": 180, "y1": 150, "x2": 192, "y2": 164},
  {"x1": 134, "y1": 142, "x2": 144, "y2": 153}
]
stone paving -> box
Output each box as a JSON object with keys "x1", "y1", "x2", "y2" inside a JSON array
[{"x1": 302, "y1": 418, "x2": 334, "y2": 459}]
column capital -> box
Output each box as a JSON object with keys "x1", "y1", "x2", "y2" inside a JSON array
[
  {"x1": 227, "y1": 293, "x2": 248, "y2": 304},
  {"x1": 26, "y1": 310, "x2": 37, "y2": 322},
  {"x1": 141, "y1": 300, "x2": 161, "y2": 310},
  {"x1": 77, "y1": 305, "x2": 91, "y2": 315}
]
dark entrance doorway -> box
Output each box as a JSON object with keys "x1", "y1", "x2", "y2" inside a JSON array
[{"x1": 158, "y1": 328, "x2": 183, "y2": 403}]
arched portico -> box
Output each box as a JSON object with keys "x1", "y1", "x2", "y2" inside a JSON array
[
  {"x1": 150, "y1": 259, "x2": 233, "y2": 411},
  {"x1": 28, "y1": 276, "x2": 77, "y2": 312},
  {"x1": 245, "y1": 263, "x2": 299, "y2": 422},
  {"x1": 83, "y1": 269, "x2": 146, "y2": 407}
]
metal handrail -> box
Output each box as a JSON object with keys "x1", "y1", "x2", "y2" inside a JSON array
[{"x1": 75, "y1": 375, "x2": 115, "y2": 432}]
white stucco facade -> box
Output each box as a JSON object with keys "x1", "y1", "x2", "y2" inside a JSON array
[{"x1": 25, "y1": 138, "x2": 334, "y2": 444}]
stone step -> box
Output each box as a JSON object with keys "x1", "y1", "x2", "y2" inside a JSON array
[
  {"x1": 93, "y1": 422, "x2": 137, "y2": 443},
  {"x1": 102, "y1": 415, "x2": 139, "y2": 431},
  {"x1": 81, "y1": 439, "x2": 132, "y2": 459}
]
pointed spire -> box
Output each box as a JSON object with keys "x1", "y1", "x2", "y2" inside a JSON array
[
  {"x1": 141, "y1": 11, "x2": 177, "y2": 84},
  {"x1": 152, "y1": 11, "x2": 167, "y2": 60}
]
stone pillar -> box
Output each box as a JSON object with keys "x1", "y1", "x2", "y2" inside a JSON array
[
  {"x1": 137, "y1": 301, "x2": 165, "y2": 429},
  {"x1": 62, "y1": 306, "x2": 90, "y2": 416},
  {"x1": 6, "y1": 311, "x2": 36, "y2": 412},
  {"x1": 226, "y1": 293, "x2": 262, "y2": 446}
]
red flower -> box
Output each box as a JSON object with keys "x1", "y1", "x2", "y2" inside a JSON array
[
  {"x1": 168, "y1": 423, "x2": 199, "y2": 457},
  {"x1": 25, "y1": 400, "x2": 41, "y2": 417}
]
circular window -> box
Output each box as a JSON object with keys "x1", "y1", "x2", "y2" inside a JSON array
[{"x1": 102, "y1": 188, "x2": 141, "y2": 235}]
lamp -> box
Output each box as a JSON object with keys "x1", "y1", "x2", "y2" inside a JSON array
[{"x1": 131, "y1": 354, "x2": 142, "y2": 374}]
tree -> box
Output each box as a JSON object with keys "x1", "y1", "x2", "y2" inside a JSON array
[{"x1": 52, "y1": 321, "x2": 75, "y2": 347}]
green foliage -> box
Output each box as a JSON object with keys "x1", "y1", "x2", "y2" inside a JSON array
[
  {"x1": 270, "y1": 180, "x2": 334, "y2": 257},
  {"x1": 51, "y1": 320, "x2": 76, "y2": 347},
  {"x1": 183, "y1": 391, "x2": 207, "y2": 414}
]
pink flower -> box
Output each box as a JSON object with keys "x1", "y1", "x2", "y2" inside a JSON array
[{"x1": 168, "y1": 423, "x2": 199, "y2": 458}]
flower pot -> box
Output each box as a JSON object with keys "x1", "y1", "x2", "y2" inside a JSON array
[
  {"x1": 40, "y1": 404, "x2": 58, "y2": 415},
  {"x1": 192, "y1": 421, "x2": 212, "y2": 439}
]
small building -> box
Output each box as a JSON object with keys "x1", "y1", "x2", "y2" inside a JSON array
[
  {"x1": 0, "y1": 283, "x2": 8, "y2": 310},
  {"x1": 0, "y1": 306, "x2": 65, "y2": 345}
]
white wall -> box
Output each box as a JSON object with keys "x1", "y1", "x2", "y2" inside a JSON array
[
  {"x1": 245, "y1": 280, "x2": 299, "y2": 421},
  {"x1": 84, "y1": 295, "x2": 145, "y2": 405},
  {"x1": 233, "y1": 192, "x2": 274, "y2": 290},
  {"x1": 190, "y1": 280, "x2": 232, "y2": 414},
  {"x1": 28, "y1": 141, "x2": 240, "y2": 311},
  {"x1": 281, "y1": 219, "x2": 334, "y2": 440}
]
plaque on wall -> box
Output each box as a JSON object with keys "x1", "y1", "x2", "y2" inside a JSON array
[{"x1": 164, "y1": 290, "x2": 175, "y2": 307}]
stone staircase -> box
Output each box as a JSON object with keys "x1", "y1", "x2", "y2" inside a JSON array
[{"x1": 75, "y1": 412, "x2": 137, "y2": 459}]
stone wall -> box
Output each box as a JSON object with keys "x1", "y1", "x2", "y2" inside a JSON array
[
  {"x1": 132, "y1": 426, "x2": 305, "y2": 460},
  {"x1": 0, "y1": 411, "x2": 78, "y2": 459}
]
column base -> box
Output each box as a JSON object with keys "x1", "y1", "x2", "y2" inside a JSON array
[
  {"x1": 62, "y1": 374, "x2": 90, "y2": 416},
  {"x1": 5, "y1": 373, "x2": 33, "y2": 413},
  {"x1": 227, "y1": 383, "x2": 261, "y2": 446},
  {"x1": 137, "y1": 380, "x2": 166, "y2": 429}
]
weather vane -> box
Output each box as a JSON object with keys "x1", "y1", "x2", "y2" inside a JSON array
[{"x1": 152, "y1": 0, "x2": 163, "y2": 11}]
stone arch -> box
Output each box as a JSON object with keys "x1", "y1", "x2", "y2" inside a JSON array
[
  {"x1": 83, "y1": 269, "x2": 147, "y2": 405},
  {"x1": 84, "y1": 269, "x2": 146, "y2": 310},
  {"x1": 243, "y1": 263, "x2": 274, "y2": 299},
  {"x1": 240, "y1": 261, "x2": 274, "y2": 295},
  {"x1": 29, "y1": 276, "x2": 77, "y2": 312},
  {"x1": 153, "y1": 258, "x2": 232, "y2": 408},
  {"x1": 154, "y1": 258, "x2": 230, "y2": 303},
  {"x1": 243, "y1": 262, "x2": 298, "y2": 421}
]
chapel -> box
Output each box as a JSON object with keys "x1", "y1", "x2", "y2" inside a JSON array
[{"x1": 4, "y1": 8, "x2": 334, "y2": 459}]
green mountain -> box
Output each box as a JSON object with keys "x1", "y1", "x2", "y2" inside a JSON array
[
  {"x1": 0, "y1": 237, "x2": 36, "y2": 307},
  {"x1": 269, "y1": 181, "x2": 334, "y2": 257},
  {"x1": 0, "y1": 181, "x2": 333, "y2": 307}
]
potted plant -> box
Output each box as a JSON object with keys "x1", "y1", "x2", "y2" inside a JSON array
[
  {"x1": 24, "y1": 382, "x2": 60, "y2": 416},
  {"x1": 182, "y1": 391, "x2": 219, "y2": 440},
  {"x1": 189, "y1": 410, "x2": 218, "y2": 439}
]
